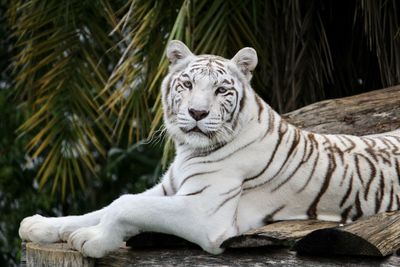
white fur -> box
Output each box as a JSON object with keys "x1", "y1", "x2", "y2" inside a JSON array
[{"x1": 19, "y1": 41, "x2": 400, "y2": 258}]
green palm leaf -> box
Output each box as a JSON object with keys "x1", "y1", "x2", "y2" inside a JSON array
[{"x1": 9, "y1": 0, "x2": 119, "y2": 199}]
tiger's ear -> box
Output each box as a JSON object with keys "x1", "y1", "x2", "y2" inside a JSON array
[
  {"x1": 166, "y1": 40, "x2": 193, "y2": 65},
  {"x1": 231, "y1": 47, "x2": 258, "y2": 79}
]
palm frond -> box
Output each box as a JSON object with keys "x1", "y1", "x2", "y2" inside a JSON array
[
  {"x1": 9, "y1": 0, "x2": 119, "y2": 198},
  {"x1": 359, "y1": 0, "x2": 400, "y2": 86}
]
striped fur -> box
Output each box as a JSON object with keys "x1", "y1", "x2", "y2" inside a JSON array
[
  {"x1": 19, "y1": 41, "x2": 400, "y2": 257},
  {"x1": 160, "y1": 41, "x2": 400, "y2": 235}
]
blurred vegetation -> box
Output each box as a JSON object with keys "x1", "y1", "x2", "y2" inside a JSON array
[{"x1": 0, "y1": 0, "x2": 399, "y2": 265}]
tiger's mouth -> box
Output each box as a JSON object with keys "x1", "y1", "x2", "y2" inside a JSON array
[
  {"x1": 186, "y1": 126, "x2": 208, "y2": 136},
  {"x1": 184, "y1": 126, "x2": 215, "y2": 138},
  {"x1": 188, "y1": 126, "x2": 204, "y2": 134}
]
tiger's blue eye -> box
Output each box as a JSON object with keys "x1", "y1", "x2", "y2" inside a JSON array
[
  {"x1": 216, "y1": 87, "x2": 227, "y2": 94},
  {"x1": 183, "y1": 81, "x2": 192, "y2": 89}
]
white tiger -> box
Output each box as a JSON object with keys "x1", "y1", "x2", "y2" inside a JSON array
[{"x1": 19, "y1": 40, "x2": 400, "y2": 258}]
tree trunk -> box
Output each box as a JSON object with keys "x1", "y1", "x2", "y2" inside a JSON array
[{"x1": 283, "y1": 84, "x2": 400, "y2": 135}]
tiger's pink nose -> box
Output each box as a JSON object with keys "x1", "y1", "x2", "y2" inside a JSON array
[{"x1": 188, "y1": 108, "x2": 209, "y2": 121}]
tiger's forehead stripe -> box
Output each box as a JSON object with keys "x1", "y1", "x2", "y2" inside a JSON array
[{"x1": 188, "y1": 56, "x2": 229, "y2": 80}]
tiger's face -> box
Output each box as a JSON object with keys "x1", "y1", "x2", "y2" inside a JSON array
[{"x1": 162, "y1": 40, "x2": 258, "y2": 149}]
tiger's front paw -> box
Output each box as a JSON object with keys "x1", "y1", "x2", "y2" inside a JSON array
[
  {"x1": 19, "y1": 215, "x2": 60, "y2": 243},
  {"x1": 68, "y1": 225, "x2": 122, "y2": 258}
]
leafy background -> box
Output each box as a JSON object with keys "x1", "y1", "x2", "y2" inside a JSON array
[{"x1": 0, "y1": 0, "x2": 399, "y2": 265}]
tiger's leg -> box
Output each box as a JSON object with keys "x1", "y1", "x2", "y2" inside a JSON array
[
  {"x1": 68, "y1": 191, "x2": 240, "y2": 258},
  {"x1": 19, "y1": 183, "x2": 167, "y2": 244}
]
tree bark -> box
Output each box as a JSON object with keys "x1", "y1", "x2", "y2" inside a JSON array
[
  {"x1": 283, "y1": 84, "x2": 400, "y2": 135},
  {"x1": 221, "y1": 220, "x2": 338, "y2": 248}
]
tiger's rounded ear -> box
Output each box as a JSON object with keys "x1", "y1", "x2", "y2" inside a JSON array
[
  {"x1": 231, "y1": 47, "x2": 258, "y2": 79},
  {"x1": 166, "y1": 40, "x2": 193, "y2": 65}
]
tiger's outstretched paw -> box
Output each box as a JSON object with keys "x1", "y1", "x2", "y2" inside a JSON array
[
  {"x1": 68, "y1": 225, "x2": 122, "y2": 258},
  {"x1": 19, "y1": 214, "x2": 60, "y2": 243}
]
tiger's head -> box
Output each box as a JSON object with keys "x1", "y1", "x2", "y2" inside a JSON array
[{"x1": 161, "y1": 40, "x2": 258, "y2": 149}]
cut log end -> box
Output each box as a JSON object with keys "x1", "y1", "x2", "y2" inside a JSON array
[{"x1": 25, "y1": 242, "x2": 95, "y2": 267}]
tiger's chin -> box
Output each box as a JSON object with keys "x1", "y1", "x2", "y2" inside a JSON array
[
  {"x1": 181, "y1": 130, "x2": 218, "y2": 149},
  {"x1": 167, "y1": 127, "x2": 219, "y2": 150}
]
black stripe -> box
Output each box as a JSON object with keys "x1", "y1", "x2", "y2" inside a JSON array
[
  {"x1": 341, "y1": 206, "x2": 352, "y2": 223},
  {"x1": 307, "y1": 152, "x2": 337, "y2": 219},
  {"x1": 227, "y1": 88, "x2": 239, "y2": 126},
  {"x1": 231, "y1": 87, "x2": 241, "y2": 130},
  {"x1": 162, "y1": 184, "x2": 167, "y2": 196},
  {"x1": 375, "y1": 171, "x2": 385, "y2": 213},
  {"x1": 222, "y1": 79, "x2": 232, "y2": 85},
  {"x1": 186, "y1": 138, "x2": 257, "y2": 167},
  {"x1": 272, "y1": 133, "x2": 306, "y2": 192},
  {"x1": 340, "y1": 174, "x2": 353, "y2": 208},
  {"x1": 267, "y1": 108, "x2": 275, "y2": 135},
  {"x1": 383, "y1": 137, "x2": 400, "y2": 155},
  {"x1": 243, "y1": 121, "x2": 287, "y2": 185},
  {"x1": 238, "y1": 86, "x2": 246, "y2": 113},
  {"x1": 267, "y1": 129, "x2": 301, "y2": 184},
  {"x1": 362, "y1": 154, "x2": 377, "y2": 201},
  {"x1": 184, "y1": 141, "x2": 227, "y2": 162},
  {"x1": 351, "y1": 191, "x2": 363, "y2": 221},
  {"x1": 296, "y1": 135, "x2": 320, "y2": 193},
  {"x1": 263, "y1": 205, "x2": 285, "y2": 224},
  {"x1": 354, "y1": 154, "x2": 365, "y2": 187},
  {"x1": 341, "y1": 206, "x2": 353, "y2": 223},
  {"x1": 336, "y1": 135, "x2": 348, "y2": 148},
  {"x1": 255, "y1": 95, "x2": 264, "y2": 123},
  {"x1": 339, "y1": 164, "x2": 349, "y2": 186},
  {"x1": 396, "y1": 159, "x2": 400, "y2": 185},
  {"x1": 181, "y1": 185, "x2": 211, "y2": 196},
  {"x1": 221, "y1": 185, "x2": 242, "y2": 195},
  {"x1": 169, "y1": 168, "x2": 177, "y2": 194},
  {"x1": 214, "y1": 60, "x2": 225, "y2": 67},
  {"x1": 179, "y1": 170, "x2": 217, "y2": 188},
  {"x1": 181, "y1": 73, "x2": 190, "y2": 79},
  {"x1": 387, "y1": 181, "x2": 394, "y2": 211},
  {"x1": 397, "y1": 195, "x2": 400, "y2": 210},
  {"x1": 342, "y1": 136, "x2": 356, "y2": 152},
  {"x1": 211, "y1": 189, "x2": 241, "y2": 215}
]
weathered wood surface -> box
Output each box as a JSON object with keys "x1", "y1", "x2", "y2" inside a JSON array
[
  {"x1": 221, "y1": 220, "x2": 338, "y2": 248},
  {"x1": 294, "y1": 211, "x2": 400, "y2": 257},
  {"x1": 283, "y1": 84, "x2": 400, "y2": 135},
  {"x1": 22, "y1": 243, "x2": 400, "y2": 267}
]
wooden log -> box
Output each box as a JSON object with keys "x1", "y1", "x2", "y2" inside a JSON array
[
  {"x1": 221, "y1": 220, "x2": 338, "y2": 248},
  {"x1": 294, "y1": 211, "x2": 400, "y2": 257},
  {"x1": 126, "y1": 220, "x2": 338, "y2": 250},
  {"x1": 22, "y1": 242, "x2": 400, "y2": 267},
  {"x1": 283, "y1": 84, "x2": 400, "y2": 135},
  {"x1": 25, "y1": 242, "x2": 94, "y2": 267}
]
